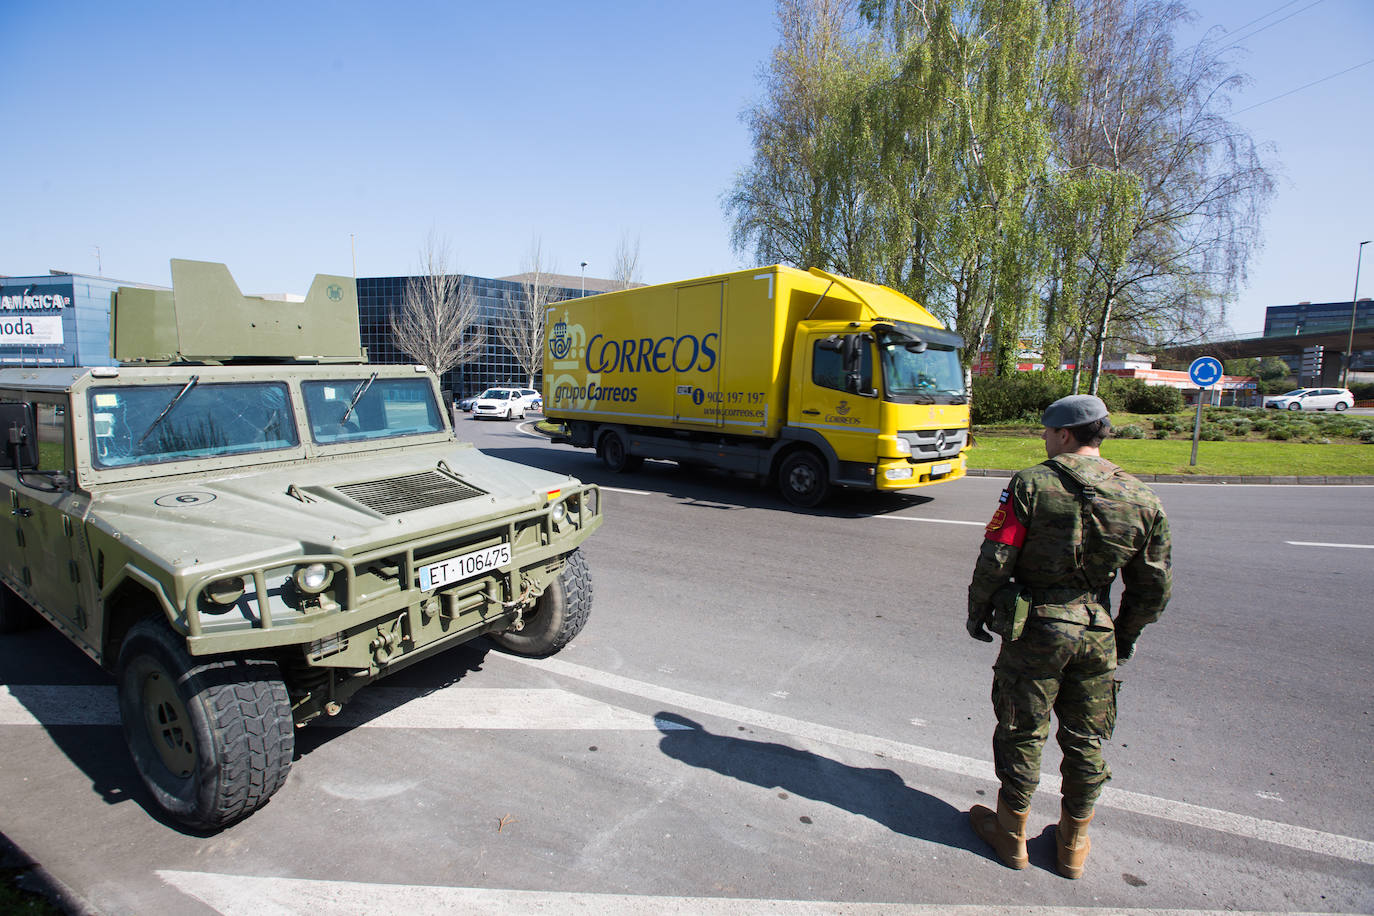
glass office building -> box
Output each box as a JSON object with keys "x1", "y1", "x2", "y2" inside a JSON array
[
  {"x1": 0, "y1": 273, "x2": 161, "y2": 368},
  {"x1": 356, "y1": 274, "x2": 590, "y2": 400},
  {"x1": 1264, "y1": 299, "x2": 1374, "y2": 372}
]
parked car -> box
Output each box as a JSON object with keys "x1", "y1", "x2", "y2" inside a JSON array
[
  {"x1": 1263, "y1": 388, "x2": 1354, "y2": 411},
  {"x1": 456, "y1": 393, "x2": 481, "y2": 412},
  {"x1": 471, "y1": 387, "x2": 538, "y2": 420},
  {"x1": 518, "y1": 388, "x2": 543, "y2": 413}
]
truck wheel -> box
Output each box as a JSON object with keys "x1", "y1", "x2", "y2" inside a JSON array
[
  {"x1": 490, "y1": 549, "x2": 592, "y2": 657},
  {"x1": 599, "y1": 431, "x2": 644, "y2": 473},
  {"x1": 778, "y1": 449, "x2": 830, "y2": 508},
  {"x1": 0, "y1": 583, "x2": 38, "y2": 633},
  {"x1": 117, "y1": 618, "x2": 293, "y2": 831}
]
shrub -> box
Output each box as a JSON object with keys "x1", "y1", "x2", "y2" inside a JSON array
[
  {"x1": 971, "y1": 370, "x2": 1074, "y2": 424},
  {"x1": 1251, "y1": 418, "x2": 1273, "y2": 432},
  {"x1": 1231, "y1": 420, "x2": 1252, "y2": 436},
  {"x1": 1350, "y1": 381, "x2": 1374, "y2": 402},
  {"x1": 1153, "y1": 428, "x2": 1171, "y2": 439},
  {"x1": 1152, "y1": 415, "x2": 1182, "y2": 432},
  {"x1": 1198, "y1": 424, "x2": 1226, "y2": 441},
  {"x1": 1115, "y1": 424, "x2": 1145, "y2": 439},
  {"x1": 1360, "y1": 430, "x2": 1374, "y2": 444},
  {"x1": 1125, "y1": 384, "x2": 1185, "y2": 414},
  {"x1": 1267, "y1": 427, "x2": 1293, "y2": 441}
]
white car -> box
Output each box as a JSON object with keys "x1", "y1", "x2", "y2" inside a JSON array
[
  {"x1": 1263, "y1": 387, "x2": 1354, "y2": 411},
  {"x1": 471, "y1": 387, "x2": 538, "y2": 420}
]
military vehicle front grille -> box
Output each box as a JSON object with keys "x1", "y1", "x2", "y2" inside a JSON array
[{"x1": 336, "y1": 471, "x2": 486, "y2": 516}]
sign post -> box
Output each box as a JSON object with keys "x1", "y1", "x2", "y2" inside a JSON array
[{"x1": 1188, "y1": 356, "x2": 1223, "y2": 467}]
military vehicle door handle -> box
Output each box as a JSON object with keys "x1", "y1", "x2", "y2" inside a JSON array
[{"x1": 12, "y1": 507, "x2": 32, "y2": 518}]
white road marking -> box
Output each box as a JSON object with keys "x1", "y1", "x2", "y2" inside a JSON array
[
  {"x1": 1285, "y1": 540, "x2": 1374, "y2": 549},
  {"x1": 505, "y1": 655, "x2": 1374, "y2": 867},
  {"x1": 156, "y1": 871, "x2": 1362, "y2": 916},
  {"x1": 599, "y1": 485, "x2": 654, "y2": 496},
  {"x1": 867, "y1": 515, "x2": 986, "y2": 527},
  {"x1": 0, "y1": 685, "x2": 690, "y2": 732}
]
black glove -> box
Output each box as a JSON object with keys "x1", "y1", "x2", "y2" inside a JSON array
[
  {"x1": 1116, "y1": 633, "x2": 1137, "y2": 663},
  {"x1": 966, "y1": 608, "x2": 994, "y2": 642}
]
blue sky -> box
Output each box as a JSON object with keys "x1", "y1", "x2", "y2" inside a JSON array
[{"x1": 1, "y1": 0, "x2": 1369, "y2": 337}]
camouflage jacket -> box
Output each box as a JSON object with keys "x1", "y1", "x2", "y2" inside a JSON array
[{"x1": 968, "y1": 453, "x2": 1172, "y2": 635}]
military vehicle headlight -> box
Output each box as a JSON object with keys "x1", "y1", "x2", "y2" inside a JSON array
[
  {"x1": 294, "y1": 563, "x2": 333, "y2": 594},
  {"x1": 205, "y1": 576, "x2": 246, "y2": 606},
  {"x1": 550, "y1": 500, "x2": 567, "y2": 526}
]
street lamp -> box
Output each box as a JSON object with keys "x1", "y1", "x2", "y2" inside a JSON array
[
  {"x1": 580, "y1": 261, "x2": 587, "y2": 295},
  {"x1": 1345, "y1": 240, "x2": 1371, "y2": 387}
]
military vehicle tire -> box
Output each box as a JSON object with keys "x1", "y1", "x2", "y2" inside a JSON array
[
  {"x1": 117, "y1": 618, "x2": 294, "y2": 831},
  {"x1": 599, "y1": 431, "x2": 643, "y2": 473},
  {"x1": 0, "y1": 583, "x2": 39, "y2": 633},
  {"x1": 490, "y1": 549, "x2": 592, "y2": 657},
  {"x1": 778, "y1": 448, "x2": 829, "y2": 508}
]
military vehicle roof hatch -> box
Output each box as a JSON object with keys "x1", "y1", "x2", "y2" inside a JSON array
[{"x1": 112, "y1": 259, "x2": 365, "y2": 364}]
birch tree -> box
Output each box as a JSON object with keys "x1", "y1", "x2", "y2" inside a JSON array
[{"x1": 390, "y1": 232, "x2": 485, "y2": 379}]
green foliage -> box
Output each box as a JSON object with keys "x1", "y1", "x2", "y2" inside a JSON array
[
  {"x1": 1360, "y1": 430, "x2": 1374, "y2": 444},
  {"x1": 1350, "y1": 382, "x2": 1374, "y2": 402},
  {"x1": 1152, "y1": 428, "x2": 1171, "y2": 439},
  {"x1": 1115, "y1": 424, "x2": 1145, "y2": 439},
  {"x1": 971, "y1": 370, "x2": 1075, "y2": 423},
  {"x1": 1267, "y1": 427, "x2": 1292, "y2": 441},
  {"x1": 1123, "y1": 383, "x2": 1183, "y2": 414},
  {"x1": 1198, "y1": 424, "x2": 1226, "y2": 441},
  {"x1": 1152, "y1": 414, "x2": 1183, "y2": 432}
]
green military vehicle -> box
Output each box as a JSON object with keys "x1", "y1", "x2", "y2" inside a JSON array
[{"x1": 0, "y1": 260, "x2": 602, "y2": 830}]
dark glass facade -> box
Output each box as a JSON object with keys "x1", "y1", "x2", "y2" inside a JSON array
[
  {"x1": 1264, "y1": 300, "x2": 1374, "y2": 371},
  {"x1": 356, "y1": 275, "x2": 588, "y2": 401}
]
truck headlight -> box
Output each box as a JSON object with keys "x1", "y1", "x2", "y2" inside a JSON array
[
  {"x1": 204, "y1": 576, "x2": 246, "y2": 606},
  {"x1": 894, "y1": 437, "x2": 912, "y2": 456},
  {"x1": 293, "y1": 563, "x2": 333, "y2": 594}
]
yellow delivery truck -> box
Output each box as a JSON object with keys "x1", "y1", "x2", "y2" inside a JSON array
[{"x1": 543, "y1": 265, "x2": 969, "y2": 506}]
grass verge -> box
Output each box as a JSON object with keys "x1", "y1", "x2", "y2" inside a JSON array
[{"x1": 971, "y1": 435, "x2": 1374, "y2": 476}]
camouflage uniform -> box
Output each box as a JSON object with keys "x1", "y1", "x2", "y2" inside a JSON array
[{"x1": 968, "y1": 453, "x2": 1171, "y2": 816}]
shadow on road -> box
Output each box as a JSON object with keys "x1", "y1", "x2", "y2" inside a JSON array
[
  {"x1": 479, "y1": 443, "x2": 937, "y2": 519},
  {"x1": 654, "y1": 711, "x2": 981, "y2": 855}
]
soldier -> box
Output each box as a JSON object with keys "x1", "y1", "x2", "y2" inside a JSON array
[{"x1": 965, "y1": 394, "x2": 1171, "y2": 878}]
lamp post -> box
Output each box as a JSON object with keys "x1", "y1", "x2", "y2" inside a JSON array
[
  {"x1": 580, "y1": 261, "x2": 587, "y2": 295},
  {"x1": 1345, "y1": 240, "x2": 1371, "y2": 388}
]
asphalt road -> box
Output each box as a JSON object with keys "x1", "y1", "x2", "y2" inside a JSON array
[{"x1": 2, "y1": 415, "x2": 1371, "y2": 914}]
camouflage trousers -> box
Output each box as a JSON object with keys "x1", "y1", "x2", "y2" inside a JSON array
[{"x1": 990, "y1": 618, "x2": 1119, "y2": 817}]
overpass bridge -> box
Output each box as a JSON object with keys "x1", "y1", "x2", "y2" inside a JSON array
[{"x1": 1153, "y1": 327, "x2": 1374, "y2": 387}]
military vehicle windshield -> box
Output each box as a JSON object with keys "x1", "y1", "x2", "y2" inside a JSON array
[
  {"x1": 89, "y1": 382, "x2": 298, "y2": 468},
  {"x1": 302, "y1": 377, "x2": 444, "y2": 444},
  {"x1": 879, "y1": 342, "x2": 966, "y2": 404}
]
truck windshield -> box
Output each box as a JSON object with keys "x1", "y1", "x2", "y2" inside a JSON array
[
  {"x1": 302, "y1": 377, "x2": 444, "y2": 444},
  {"x1": 89, "y1": 382, "x2": 298, "y2": 468},
  {"x1": 879, "y1": 342, "x2": 966, "y2": 404}
]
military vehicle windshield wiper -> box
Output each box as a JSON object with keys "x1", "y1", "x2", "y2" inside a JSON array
[
  {"x1": 339, "y1": 372, "x2": 377, "y2": 425},
  {"x1": 137, "y1": 375, "x2": 199, "y2": 446}
]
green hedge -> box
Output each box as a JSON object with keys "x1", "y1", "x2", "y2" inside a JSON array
[{"x1": 971, "y1": 371, "x2": 1183, "y2": 424}]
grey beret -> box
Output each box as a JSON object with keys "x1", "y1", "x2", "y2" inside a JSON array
[{"x1": 1042, "y1": 394, "x2": 1109, "y2": 428}]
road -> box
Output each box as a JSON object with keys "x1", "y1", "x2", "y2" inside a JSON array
[{"x1": 1, "y1": 415, "x2": 1371, "y2": 914}]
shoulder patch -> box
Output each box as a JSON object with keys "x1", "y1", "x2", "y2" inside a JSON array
[{"x1": 984, "y1": 491, "x2": 1027, "y2": 547}]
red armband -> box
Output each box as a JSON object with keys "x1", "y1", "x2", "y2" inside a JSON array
[{"x1": 984, "y1": 489, "x2": 1027, "y2": 547}]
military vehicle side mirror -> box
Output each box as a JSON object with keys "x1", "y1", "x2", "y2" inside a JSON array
[{"x1": 0, "y1": 404, "x2": 39, "y2": 470}]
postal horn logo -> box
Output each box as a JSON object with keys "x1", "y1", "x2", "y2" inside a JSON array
[
  {"x1": 326, "y1": 284, "x2": 343, "y2": 302},
  {"x1": 549, "y1": 318, "x2": 572, "y2": 360},
  {"x1": 835, "y1": 400, "x2": 851, "y2": 416}
]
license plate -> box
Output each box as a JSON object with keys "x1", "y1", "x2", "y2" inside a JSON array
[
  {"x1": 418, "y1": 544, "x2": 511, "y2": 591},
  {"x1": 931, "y1": 462, "x2": 952, "y2": 476}
]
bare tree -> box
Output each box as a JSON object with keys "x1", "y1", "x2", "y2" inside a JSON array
[
  {"x1": 496, "y1": 238, "x2": 559, "y2": 388},
  {"x1": 610, "y1": 232, "x2": 643, "y2": 290},
  {"x1": 390, "y1": 232, "x2": 485, "y2": 381}
]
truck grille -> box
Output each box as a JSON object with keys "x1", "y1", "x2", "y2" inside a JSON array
[
  {"x1": 336, "y1": 471, "x2": 487, "y2": 516},
  {"x1": 901, "y1": 427, "x2": 968, "y2": 459}
]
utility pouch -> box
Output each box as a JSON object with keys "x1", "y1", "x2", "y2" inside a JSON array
[{"x1": 990, "y1": 583, "x2": 1033, "y2": 641}]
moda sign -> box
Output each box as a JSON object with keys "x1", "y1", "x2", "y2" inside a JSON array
[{"x1": 0, "y1": 315, "x2": 64, "y2": 346}]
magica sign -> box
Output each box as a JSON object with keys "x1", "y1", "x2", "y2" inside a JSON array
[{"x1": 0, "y1": 289, "x2": 68, "y2": 346}]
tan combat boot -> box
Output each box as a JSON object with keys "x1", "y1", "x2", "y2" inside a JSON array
[
  {"x1": 969, "y1": 792, "x2": 1029, "y2": 869},
  {"x1": 1055, "y1": 803, "x2": 1094, "y2": 879}
]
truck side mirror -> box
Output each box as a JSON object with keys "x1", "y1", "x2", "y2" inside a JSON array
[{"x1": 0, "y1": 403, "x2": 39, "y2": 470}]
